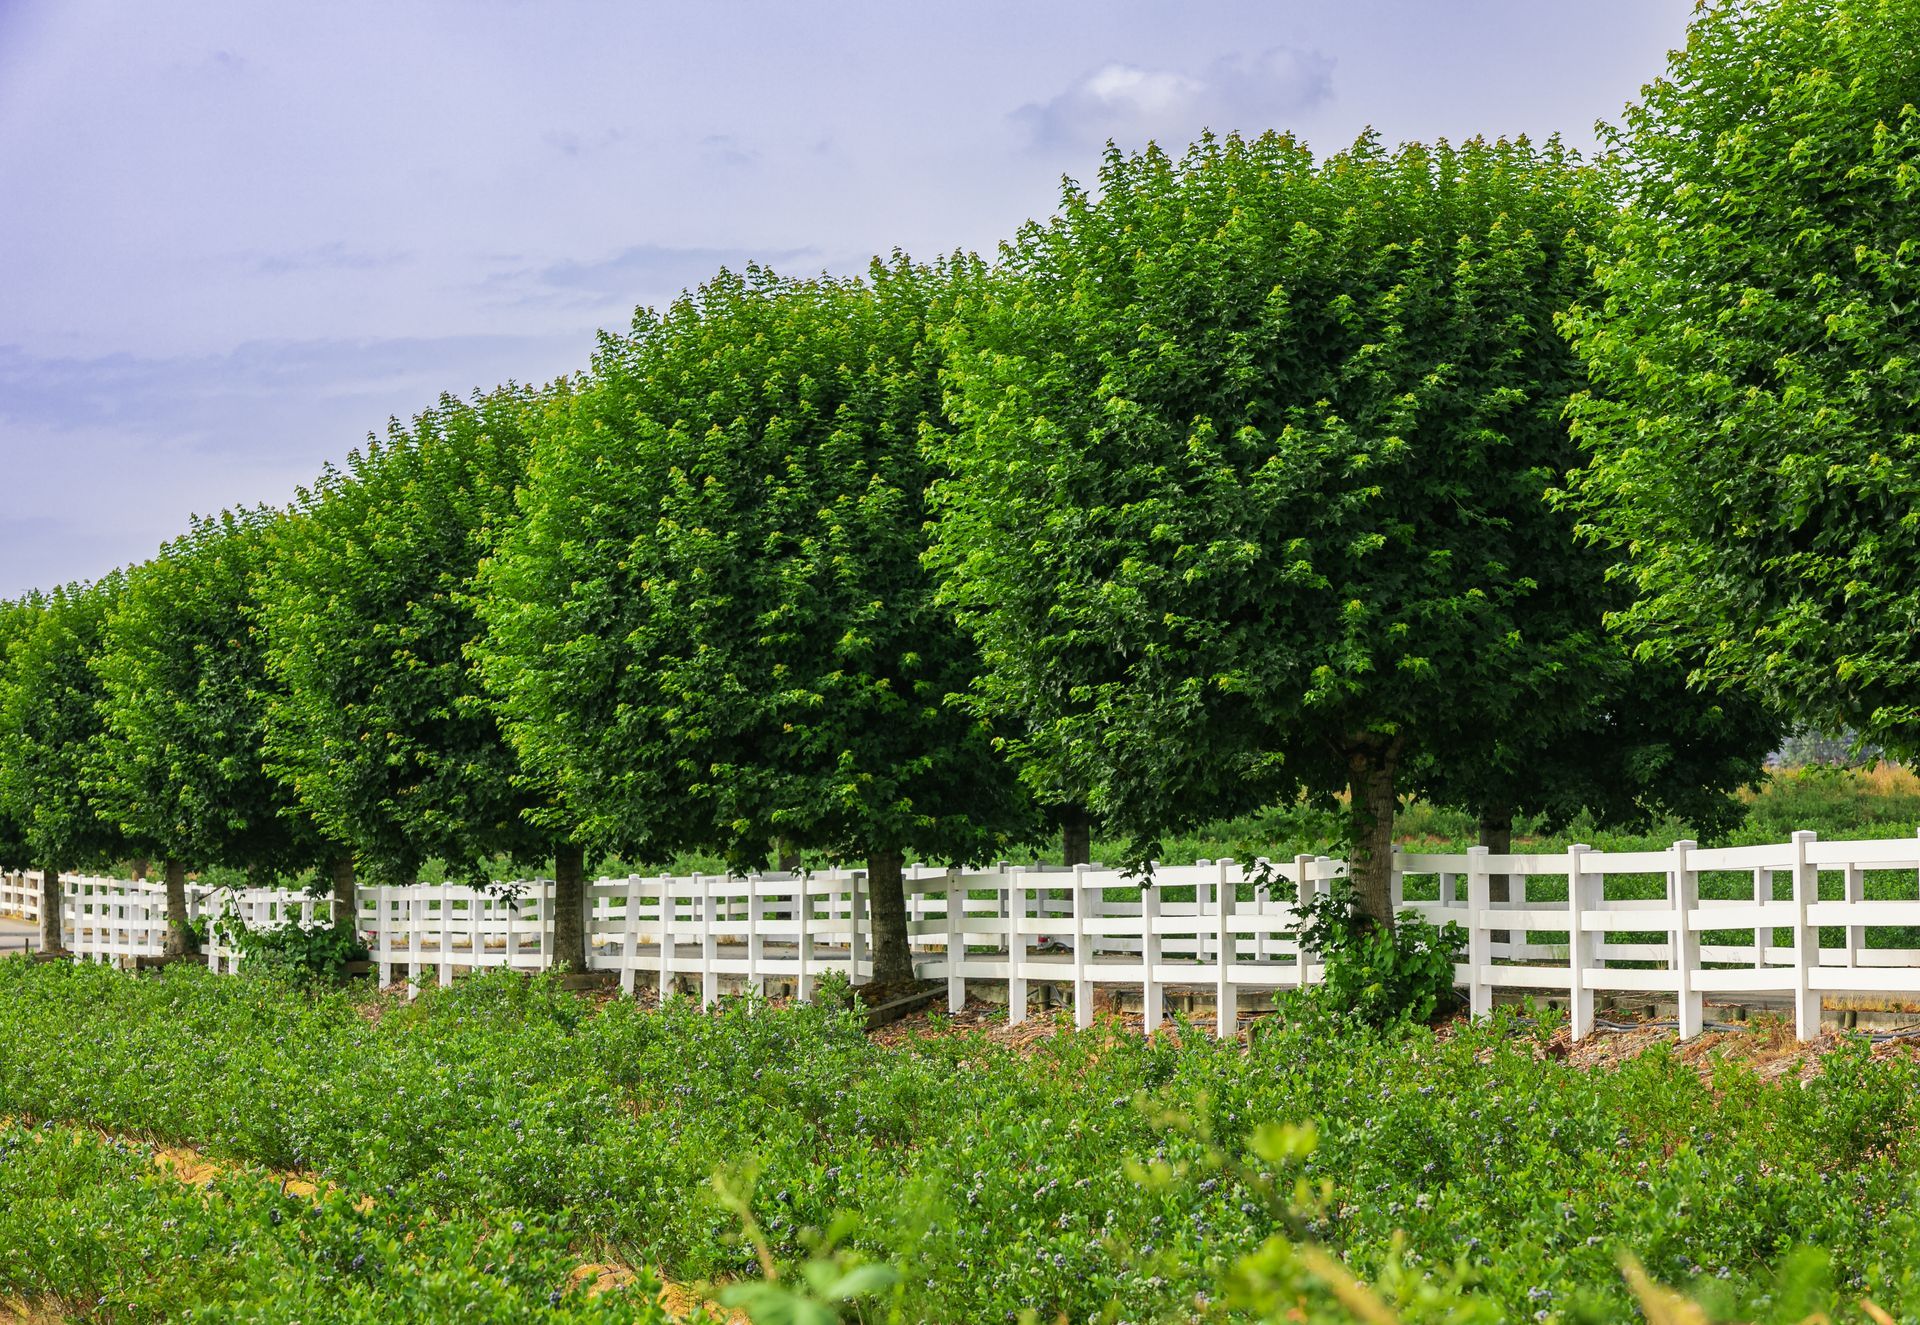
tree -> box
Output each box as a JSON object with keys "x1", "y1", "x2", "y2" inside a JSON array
[
  {"x1": 89, "y1": 509, "x2": 328, "y2": 955},
  {"x1": 928, "y1": 132, "x2": 1606, "y2": 926},
  {"x1": 0, "y1": 579, "x2": 136, "y2": 952},
  {"x1": 0, "y1": 598, "x2": 41, "y2": 875},
  {"x1": 1564, "y1": 0, "x2": 1920, "y2": 757},
  {"x1": 478, "y1": 260, "x2": 1034, "y2": 984},
  {"x1": 258, "y1": 387, "x2": 568, "y2": 956}
]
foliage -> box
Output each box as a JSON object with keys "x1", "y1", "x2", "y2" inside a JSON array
[
  {"x1": 0, "y1": 1119, "x2": 675, "y2": 1324},
  {"x1": 1564, "y1": 0, "x2": 1920, "y2": 760},
  {"x1": 1778, "y1": 726, "x2": 1884, "y2": 769},
  {"x1": 477, "y1": 260, "x2": 1035, "y2": 979},
  {"x1": 0, "y1": 579, "x2": 135, "y2": 876},
  {"x1": 928, "y1": 130, "x2": 1608, "y2": 924},
  {"x1": 0, "y1": 596, "x2": 44, "y2": 871},
  {"x1": 213, "y1": 911, "x2": 371, "y2": 981},
  {"x1": 1287, "y1": 879, "x2": 1465, "y2": 1026},
  {"x1": 88, "y1": 508, "x2": 324, "y2": 880},
  {"x1": 8, "y1": 961, "x2": 1920, "y2": 1321},
  {"x1": 258, "y1": 386, "x2": 556, "y2": 886},
  {"x1": 1412, "y1": 652, "x2": 1784, "y2": 842}
]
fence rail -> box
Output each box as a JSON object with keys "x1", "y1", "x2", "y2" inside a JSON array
[{"x1": 9, "y1": 828, "x2": 1920, "y2": 1042}]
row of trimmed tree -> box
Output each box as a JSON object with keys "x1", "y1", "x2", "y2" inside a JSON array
[{"x1": 7, "y1": 0, "x2": 1914, "y2": 983}]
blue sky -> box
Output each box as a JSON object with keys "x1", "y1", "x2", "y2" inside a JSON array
[{"x1": 0, "y1": 1, "x2": 1692, "y2": 597}]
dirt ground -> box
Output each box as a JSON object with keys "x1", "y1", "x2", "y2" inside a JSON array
[{"x1": 868, "y1": 995, "x2": 1920, "y2": 1085}]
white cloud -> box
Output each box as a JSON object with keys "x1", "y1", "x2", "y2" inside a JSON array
[{"x1": 1014, "y1": 46, "x2": 1334, "y2": 152}]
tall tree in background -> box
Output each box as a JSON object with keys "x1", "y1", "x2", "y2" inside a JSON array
[
  {"x1": 478, "y1": 261, "x2": 1035, "y2": 984},
  {"x1": 1415, "y1": 651, "x2": 1784, "y2": 852},
  {"x1": 930, "y1": 132, "x2": 1606, "y2": 926},
  {"x1": 89, "y1": 509, "x2": 328, "y2": 954},
  {"x1": 0, "y1": 579, "x2": 136, "y2": 952},
  {"x1": 1566, "y1": 0, "x2": 1920, "y2": 756},
  {"x1": 258, "y1": 388, "x2": 568, "y2": 956}
]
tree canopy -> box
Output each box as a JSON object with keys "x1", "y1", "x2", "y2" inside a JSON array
[
  {"x1": 478, "y1": 260, "x2": 1034, "y2": 980},
  {"x1": 1565, "y1": 0, "x2": 1920, "y2": 758},
  {"x1": 929, "y1": 131, "x2": 1608, "y2": 921},
  {"x1": 258, "y1": 387, "x2": 556, "y2": 893},
  {"x1": 0, "y1": 596, "x2": 46, "y2": 873},
  {"x1": 0, "y1": 578, "x2": 135, "y2": 949},
  {"x1": 89, "y1": 509, "x2": 327, "y2": 951}
]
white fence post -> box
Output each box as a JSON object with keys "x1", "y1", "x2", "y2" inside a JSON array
[
  {"x1": 1843, "y1": 860, "x2": 1865, "y2": 968},
  {"x1": 1792, "y1": 830, "x2": 1820, "y2": 1040},
  {"x1": 1292, "y1": 853, "x2": 1313, "y2": 989},
  {"x1": 621, "y1": 874, "x2": 641, "y2": 997},
  {"x1": 796, "y1": 872, "x2": 814, "y2": 1003},
  {"x1": 1567, "y1": 844, "x2": 1593, "y2": 1040},
  {"x1": 746, "y1": 874, "x2": 765, "y2": 997},
  {"x1": 1466, "y1": 845, "x2": 1491, "y2": 1018},
  {"x1": 1672, "y1": 840, "x2": 1702, "y2": 1040},
  {"x1": 657, "y1": 873, "x2": 675, "y2": 1002},
  {"x1": 438, "y1": 884, "x2": 456, "y2": 988},
  {"x1": 1141, "y1": 881, "x2": 1162, "y2": 1032},
  {"x1": 849, "y1": 869, "x2": 867, "y2": 987},
  {"x1": 944, "y1": 870, "x2": 965, "y2": 1013},
  {"x1": 376, "y1": 885, "x2": 393, "y2": 986},
  {"x1": 1071, "y1": 863, "x2": 1092, "y2": 1029},
  {"x1": 1006, "y1": 865, "x2": 1028, "y2": 1026},
  {"x1": 700, "y1": 875, "x2": 718, "y2": 1008},
  {"x1": 1215, "y1": 859, "x2": 1236, "y2": 1040}
]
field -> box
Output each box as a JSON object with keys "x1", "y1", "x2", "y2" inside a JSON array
[{"x1": 5, "y1": 956, "x2": 1920, "y2": 1324}]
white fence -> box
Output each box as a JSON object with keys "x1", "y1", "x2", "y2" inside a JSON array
[{"x1": 10, "y1": 829, "x2": 1920, "y2": 1042}]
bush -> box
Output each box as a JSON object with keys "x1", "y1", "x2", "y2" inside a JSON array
[
  {"x1": 213, "y1": 912, "x2": 369, "y2": 981},
  {"x1": 1294, "y1": 880, "x2": 1464, "y2": 1027}
]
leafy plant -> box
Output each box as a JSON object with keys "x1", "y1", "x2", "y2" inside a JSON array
[
  {"x1": 1292, "y1": 880, "x2": 1465, "y2": 1027},
  {"x1": 212, "y1": 912, "x2": 370, "y2": 981}
]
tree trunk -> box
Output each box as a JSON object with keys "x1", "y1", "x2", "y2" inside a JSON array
[
  {"x1": 1345, "y1": 742, "x2": 1403, "y2": 931},
  {"x1": 38, "y1": 863, "x2": 64, "y2": 954},
  {"x1": 865, "y1": 847, "x2": 914, "y2": 985},
  {"x1": 330, "y1": 852, "x2": 357, "y2": 925},
  {"x1": 162, "y1": 858, "x2": 193, "y2": 957},
  {"x1": 130, "y1": 858, "x2": 150, "y2": 882},
  {"x1": 1061, "y1": 804, "x2": 1092, "y2": 867},
  {"x1": 774, "y1": 839, "x2": 802, "y2": 873},
  {"x1": 1478, "y1": 806, "x2": 1512, "y2": 946},
  {"x1": 551, "y1": 843, "x2": 587, "y2": 974}
]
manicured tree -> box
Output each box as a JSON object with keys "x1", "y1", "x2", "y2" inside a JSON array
[
  {"x1": 478, "y1": 260, "x2": 1034, "y2": 984},
  {"x1": 88, "y1": 509, "x2": 329, "y2": 954},
  {"x1": 0, "y1": 579, "x2": 135, "y2": 952},
  {"x1": 1565, "y1": 0, "x2": 1920, "y2": 755},
  {"x1": 929, "y1": 132, "x2": 1606, "y2": 926},
  {"x1": 259, "y1": 387, "x2": 569, "y2": 958}
]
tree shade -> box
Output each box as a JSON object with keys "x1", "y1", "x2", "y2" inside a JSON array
[{"x1": 929, "y1": 131, "x2": 1608, "y2": 923}]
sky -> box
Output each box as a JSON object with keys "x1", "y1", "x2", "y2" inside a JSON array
[{"x1": 0, "y1": 0, "x2": 1695, "y2": 597}]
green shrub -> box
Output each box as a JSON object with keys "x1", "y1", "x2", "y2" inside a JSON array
[
  {"x1": 1291, "y1": 880, "x2": 1465, "y2": 1027},
  {"x1": 213, "y1": 912, "x2": 370, "y2": 980}
]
